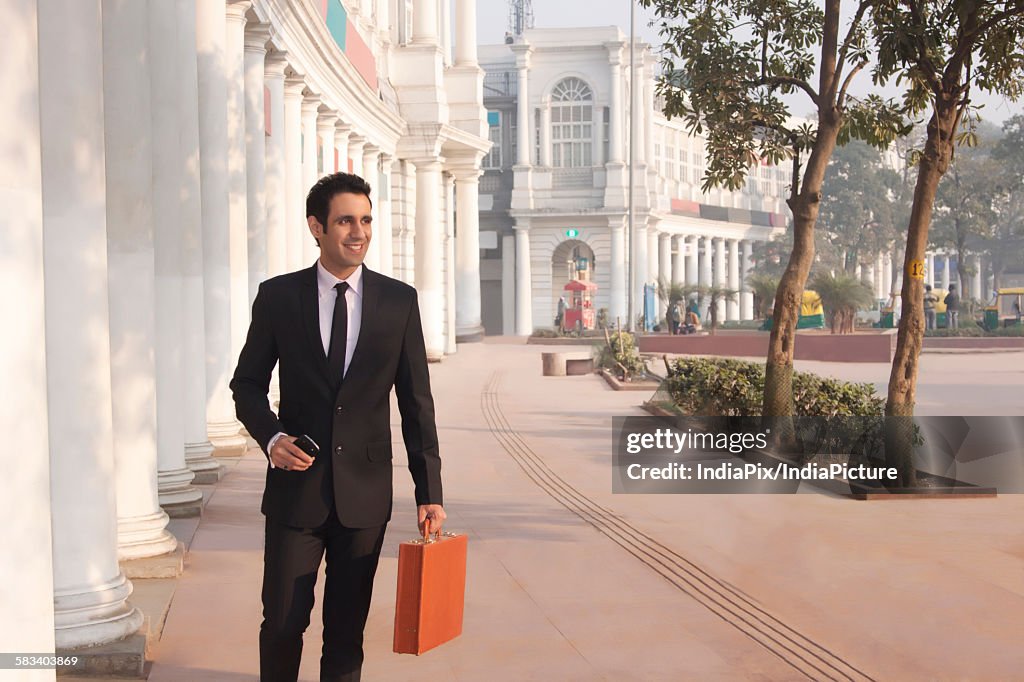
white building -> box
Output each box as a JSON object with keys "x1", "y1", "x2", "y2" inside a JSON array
[
  {"x1": 1, "y1": 0, "x2": 486, "y2": 675},
  {"x1": 477, "y1": 27, "x2": 791, "y2": 334}
]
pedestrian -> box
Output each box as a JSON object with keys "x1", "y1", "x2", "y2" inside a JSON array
[
  {"x1": 923, "y1": 284, "x2": 937, "y2": 330},
  {"x1": 231, "y1": 172, "x2": 445, "y2": 682},
  {"x1": 556, "y1": 295, "x2": 566, "y2": 331},
  {"x1": 944, "y1": 283, "x2": 960, "y2": 330},
  {"x1": 669, "y1": 300, "x2": 682, "y2": 335}
]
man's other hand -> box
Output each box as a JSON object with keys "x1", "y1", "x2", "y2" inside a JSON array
[
  {"x1": 269, "y1": 435, "x2": 315, "y2": 471},
  {"x1": 417, "y1": 504, "x2": 446, "y2": 537}
]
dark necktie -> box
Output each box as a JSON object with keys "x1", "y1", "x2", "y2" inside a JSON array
[{"x1": 327, "y1": 281, "x2": 350, "y2": 386}]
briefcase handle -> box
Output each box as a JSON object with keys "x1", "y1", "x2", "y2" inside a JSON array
[{"x1": 410, "y1": 529, "x2": 459, "y2": 545}]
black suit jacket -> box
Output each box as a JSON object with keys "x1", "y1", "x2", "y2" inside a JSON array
[{"x1": 229, "y1": 263, "x2": 443, "y2": 529}]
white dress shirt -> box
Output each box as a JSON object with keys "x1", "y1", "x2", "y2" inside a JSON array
[{"x1": 267, "y1": 261, "x2": 364, "y2": 466}]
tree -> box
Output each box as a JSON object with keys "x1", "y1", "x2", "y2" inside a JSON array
[
  {"x1": 680, "y1": 284, "x2": 738, "y2": 335},
  {"x1": 872, "y1": 0, "x2": 1024, "y2": 486},
  {"x1": 640, "y1": 0, "x2": 910, "y2": 417},
  {"x1": 747, "y1": 273, "x2": 781, "y2": 319},
  {"x1": 988, "y1": 115, "x2": 1024, "y2": 288},
  {"x1": 809, "y1": 271, "x2": 874, "y2": 334}
]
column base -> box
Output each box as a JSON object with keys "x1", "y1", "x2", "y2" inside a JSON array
[
  {"x1": 185, "y1": 440, "x2": 223, "y2": 484},
  {"x1": 120, "y1": 540, "x2": 184, "y2": 579},
  {"x1": 54, "y1": 573, "x2": 145, "y2": 651},
  {"x1": 56, "y1": 631, "x2": 147, "y2": 678},
  {"x1": 207, "y1": 419, "x2": 248, "y2": 456},
  {"x1": 158, "y1": 467, "x2": 204, "y2": 518},
  {"x1": 455, "y1": 324, "x2": 485, "y2": 343},
  {"x1": 117, "y1": 510, "x2": 179, "y2": 562}
]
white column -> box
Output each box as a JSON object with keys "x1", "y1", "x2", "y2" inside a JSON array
[
  {"x1": 686, "y1": 236, "x2": 699, "y2": 288},
  {"x1": 539, "y1": 98, "x2": 552, "y2": 167},
  {"x1": 445, "y1": 173, "x2": 457, "y2": 353},
  {"x1": 515, "y1": 225, "x2": 534, "y2": 335},
  {"x1": 244, "y1": 23, "x2": 269, "y2": 306},
  {"x1": 973, "y1": 255, "x2": 983, "y2": 300},
  {"x1": 941, "y1": 254, "x2": 951, "y2": 290},
  {"x1": 926, "y1": 253, "x2": 935, "y2": 289},
  {"x1": 659, "y1": 232, "x2": 671, "y2": 287},
  {"x1": 318, "y1": 110, "x2": 337, "y2": 174},
  {"x1": 714, "y1": 237, "x2": 726, "y2": 321},
  {"x1": 265, "y1": 51, "x2": 289, "y2": 279},
  {"x1": 397, "y1": 161, "x2": 416, "y2": 284},
  {"x1": 632, "y1": 51, "x2": 645, "y2": 165},
  {"x1": 378, "y1": 154, "x2": 396, "y2": 277},
  {"x1": 607, "y1": 49, "x2": 624, "y2": 164},
  {"x1": 741, "y1": 240, "x2": 754, "y2": 320},
  {"x1": 284, "y1": 76, "x2": 306, "y2": 272},
  {"x1": 610, "y1": 219, "x2": 626, "y2": 324},
  {"x1": 176, "y1": 0, "x2": 219, "y2": 483},
  {"x1": 454, "y1": 169, "x2": 484, "y2": 341},
  {"x1": 876, "y1": 252, "x2": 886, "y2": 299},
  {"x1": 349, "y1": 134, "x2": 366, "y2": 177},
  {"x1": 454, "y1": 0, "x2": 477, "y2": 65},
  {"x1": 363, "y1": 144, "x2": 381, "y2": 270},
  {"x1": 415, "y1": 160, "x2": 446, "y2": 358},
  {"x1": 412, "y1": 0, "x2": 439, "y2": 45},
  {"x1": 643, "y1": 57, "x2": 654, "y2": 167},
  {"x1": 502, "y1": 233, "x2": 516, "y2": 334},
  {"x1": 106, "y1": 0, "x2": 180, "y2": 562},
  {"x1": 335, "y1": 122, "x2": 352, "y2": 174},
  {"x1": 672, "y1": 235, "x2": 685, "y2": 286},
  {"x1": 882, "y1": 251, "x2": 894, "y2": 297},
  {"x1": 301, "y1": 93, "x2": 321, "y2": 265},
  {"x1": 516, "y1": 64, "x2": 530, "y2": 167},
  {"x1": 149, "y1": 0, "x2": 205, "y2": 520},
  {"x1": 441, "y1": 0, "x2": 452, "y2": 66},
  {"x1": 1, "y1": 0, "x2": 56, "y2": 663},
  {"x1": 197, "y1": 0, "x2": 247, "y2": 454},
  {"x1": 727, "y1": 238, "x2": 740, "y2": 321},
  {"x1": 226, "y1": 1, "x2": 252, "y2": 367},
  {"x1": 40, "y1": 0, "x2": 143, "y2": 648},
  {"x1": 699, "y1": 236, "x2": 713, "y2": 290},
  {"x1": 647, "y1": 226, "x2": 659, "y2": 284}
]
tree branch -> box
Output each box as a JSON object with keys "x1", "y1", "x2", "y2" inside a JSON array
[
  {"x1": 835, "y1": 1, "x2": 870, "y2": 86},
  {"x1": 754, "y1": 76, "x2": 820, "y2": 105},
  {"x1": 837, "y1": 61, "x2": 866, "y2": 110},
  {"x1": 906, "y1": 0, "x2": 944, "y2": 92}
]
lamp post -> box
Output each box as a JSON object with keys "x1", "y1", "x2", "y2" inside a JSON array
[{"x1": 626, "y1": 0, "x2": 636, "y2": 332}]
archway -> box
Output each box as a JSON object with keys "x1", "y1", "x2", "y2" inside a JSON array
[{"x1": 550, "y1": 239, "x2": 596, "y2": 327}]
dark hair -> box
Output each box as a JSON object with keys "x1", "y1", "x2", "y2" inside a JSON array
[
  {"x1": 925, "y1": 284, "x2": 932, "y2": 291},
  {"x1": 305, "y1": 172, "x2": 373, "y2": 246},
  {"x1": 949, "y1": 283, "x2": 956, "y2": 290}
]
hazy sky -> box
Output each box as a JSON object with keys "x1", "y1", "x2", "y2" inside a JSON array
[{"x1": 475, "y1": 0, "x2": 1024, "y2": 125}]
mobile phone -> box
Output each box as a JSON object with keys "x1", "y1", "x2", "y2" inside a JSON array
[{"x1": 292, "y1": 434, "x2": 320, "y2": 459}]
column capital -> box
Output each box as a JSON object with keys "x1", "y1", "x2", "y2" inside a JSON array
[
  {"x1": 348, "y1": 133, "x2": 367, "y2": 148},
  {"x1": 605, "y1": 42, "x2": 625, "y2": 63},
  {"x1": 244, "y1": 23, "x2": 272, "y2": 52},
  {"x1": 316, "y1": 109, "x2": 338, "y2": 130},
  {"x1": 510, "y1": 42, "x2": 533, "y2": 67},
  {"x1": 225, "y1": 0, "x2": 252, "y2": 23},
  {"x1": 451, "y1": 166, "x2": 482, "y2": 183},
  {"x1": 301, "y1": 93, "x2": 321, "y2": 115},
  {"x1": 265, "y1": 50, "x2": 289, "y2": 78},
  {"x1": 284, "y1": 74, "x2": 306, "y2": 96},
  {"x1": 362, "y1": 143, "x2": 380, "y2": 158},
  {"x1": 334, "y1": 121, "x2": 352, "y2": 138}
]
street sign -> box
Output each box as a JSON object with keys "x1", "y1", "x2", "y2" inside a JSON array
[{"x1": 565, "y1": 229, "x2": 579, "y2": 238}]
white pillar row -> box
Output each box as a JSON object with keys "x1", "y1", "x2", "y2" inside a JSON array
[
  {"x1": 197, "y1": 0, "x2": 247, "y2": 455},
  {"x1": 283, "y1": 75, "x2": 306, "y2": 272},
  {"x1": 175, "y1": 0, "x2": 219, "y2": 484},
  {"x1": 335, "y1": 122, "x2": 352, "y2": 174},
  {"x1": 349, "y1": 134, "x2": 366, "y2": 177},
  {"x1": 926, "y1": 252, "x2": 935, "y2": 289},
  {"x1": 713, "y1": 237, "x2": 726, "y2": 322},
  {"x1": 150, "y1": 0, "x2": 204, "y2": 517},
  {"x1": 502, "y1": 233, "x2": 516, "y2": 334},
  {"x1": 244, "y1": 22, "x2": 269, "y2": 307},
  {"x1": 686, "y1": 235, "x2": 699, "y2": 288},
  {"x1": 105, "y1": 0, "x2": 179, "y2": 563},
  {"x1": 740, "y1": 239, "x2": 754, "y2": 320},
  {"x1": 412, "y1": 0, "x2": 439, "y2": 45},
  {"x1": 264, "y1": 50, "x2": 289, "y2": 279},
  {"x1": 727, "y1": 238, "x2": 740, "y2": 321},
  {"x1": 671, "y1": 235, "x2": 685, "y2": 286},
  {"x1": 378, "y1": 154, "x2": 395, "y2": 277},
  {"x1": 362, "y1": 144, "x2": 382, "y2": 270},
  {"x1": 415, "y1": 160, "x2": 446, "y2": 358},
  {"x1": 609, "y1": 218, "x2": 626, "y2": 324},
  {"x1": 607, "y1": 48, "x2": 624, "y2": 164},
  {"x1": 318, "y1": 110, "x2": 337, "y2": 174},
  {"x1": 514, "y1": 224, "x2": 534, "y2": 335},
  {"x1": 41, "y1": 0, "x2": 143, "y2": 648},
  {"x1": 941, "y1": 254, "x2": 951, "y2": 291},
  {"x1": 539, "y1": 98, "x2": 552, "y2": 167},
  {"x1": 444, "y1": 172, "x2": 457, "y2": 353},
  {"x1": 454, "y1": 168, "x2": 484, "y2": 341},
  {"x1": 1, "y1": 0, "x2": 56, "y2": 664},
  {"x1": 516, "y1": 62, "x2": 531, "y2": 167},
  {"x1": 453, "y1": 0, "x2": 477, "y2": 66},
  {"x1": 226, "y1": 0, "x2": 252, "y2": 370},
  {"x1": 301, "y1": 93, "x2": 321, "y2": 265}
]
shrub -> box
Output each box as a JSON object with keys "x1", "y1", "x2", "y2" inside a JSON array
[{"x1": 594, "y1": 331, "x2": 647, "y2": 379}]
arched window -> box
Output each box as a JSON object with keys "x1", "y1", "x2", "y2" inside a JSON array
[{"x1": 551, "y1": 77, "x2": 593, "y2": 168}]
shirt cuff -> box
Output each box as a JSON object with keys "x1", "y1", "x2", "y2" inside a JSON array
[{"x1": 266, "y1": 431, "x2": 287, "y2": 468}]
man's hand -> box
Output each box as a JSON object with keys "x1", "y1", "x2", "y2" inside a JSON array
[
  {"x1": 417, "y1": 504, "x2": 446, "y2": 538},
  {"x1": 269, "y1": 435, "x2": 315, "y2": 472}
]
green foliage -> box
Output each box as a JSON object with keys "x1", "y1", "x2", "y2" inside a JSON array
[
  {"x1": 809, "y1": 271, "x2": 874, "y2": 334},
  {"x1": 664, "y1": 357, "x2": 884, "y2": 417},
  {"x1": 746, "y1": 273, "x2": 780, "y2": 319},
  {"x1": 594, "y1": 331, "x2": 647, "y2": 379}
]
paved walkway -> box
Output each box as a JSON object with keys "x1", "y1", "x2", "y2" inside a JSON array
[{"x1": 148, "y1": 342, "x2": 1024, "y2": 681}]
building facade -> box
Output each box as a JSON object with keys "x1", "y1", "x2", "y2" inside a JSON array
[
  {"x1": 478, "y1": 27, "x2": 791, "y2": 334},
  {"x1": 1, "y1": 0, "x2": 487, "y2": 673}
]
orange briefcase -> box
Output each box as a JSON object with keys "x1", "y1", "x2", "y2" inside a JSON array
[{"x1": 393, "y1": 530, "x2": 468, "y2": 655}]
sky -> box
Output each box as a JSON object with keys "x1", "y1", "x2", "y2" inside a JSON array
[{"x1": 475, "y1": 0, "x2": 1024, "y2": 126}]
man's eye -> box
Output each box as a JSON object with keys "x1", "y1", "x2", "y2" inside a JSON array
[
  {"x1": 339, "y1": 217, "x2": 352, "y2": 224},
  {"x1": 361, "y1": 217, "x2": 372, "y2": 224}
]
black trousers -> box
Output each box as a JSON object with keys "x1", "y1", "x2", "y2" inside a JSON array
[{"x1": 260, "y1": 506, "x2": 387, "y2": 682}]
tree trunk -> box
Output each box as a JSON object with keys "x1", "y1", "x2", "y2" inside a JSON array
[{"x1": 886, "y1": 96, "x2": 960, "y2": 487}]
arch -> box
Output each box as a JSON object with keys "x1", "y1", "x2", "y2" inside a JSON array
[{"x1": 550, "y1": 239, "x2": 597, "y2": 328}]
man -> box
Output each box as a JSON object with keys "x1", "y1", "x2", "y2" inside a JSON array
[
  {"x1": 230, "y1": 172, "x2": 445, "y2": 682},
  {"x1": 923, "y1": 284, "x2": 938, "y2": 330},
  {"x1": 555, "y1": 295, "x2": 566, "y2": 331},
  {"x1": 944, "y1": 283, "x2": 960, "y2": 329}
]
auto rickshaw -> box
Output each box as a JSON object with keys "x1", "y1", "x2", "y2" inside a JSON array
[
  {"x1": 984, "y1": 288, "x2": 1024, "y2": 330},
  {"x1": 760, "y1": 290, "x2": 825, "y2": 330}
]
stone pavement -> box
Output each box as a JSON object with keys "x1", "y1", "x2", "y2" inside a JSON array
[{"x1": 145, "y1": 342, "x2": 1024, "y2": 681}]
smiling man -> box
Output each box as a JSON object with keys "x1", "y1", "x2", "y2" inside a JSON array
[{"x1": 230, "y1": 172, "x2": 445, "y2": 682}]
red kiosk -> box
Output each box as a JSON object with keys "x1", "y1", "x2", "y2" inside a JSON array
[{"x1": 562, "y1": 279, "x2": 597, "y2": 331}]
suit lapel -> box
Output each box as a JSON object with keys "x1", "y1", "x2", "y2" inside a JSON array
[{"x1": 300, "y1": 263, "x2": 330, "y2": 378}]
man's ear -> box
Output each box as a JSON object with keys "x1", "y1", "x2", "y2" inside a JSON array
[{"x1": 307, "y1": 216, "x2": 322, "y2": 239}]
